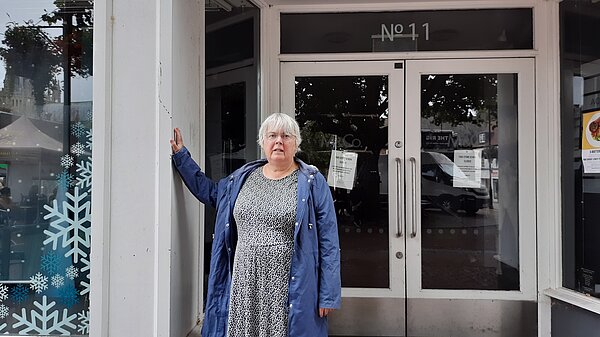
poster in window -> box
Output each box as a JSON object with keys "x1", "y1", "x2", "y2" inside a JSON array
[
  {"x1": 453, "y1": 149, "x2": 482, "y2": 188},
  {"x1": 582, "y1": 111, "x2": 600, "y2": 173},
  {"x1": 327, "y1": 150, "x2": 358, "y2": 190}
]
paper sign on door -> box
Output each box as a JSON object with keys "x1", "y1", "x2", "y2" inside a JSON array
[
  {"x1": 453, "y1": 149, "x2": 482, "y2": 188},
  {"x1": 327, "y1": 150, "x2": 358, "y2": 190}
]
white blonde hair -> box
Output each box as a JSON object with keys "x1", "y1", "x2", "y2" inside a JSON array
[{"x1": 257, "y1": 113, "x2": 302, "y2": 152}]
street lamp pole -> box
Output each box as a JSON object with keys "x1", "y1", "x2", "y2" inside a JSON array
[{"x1": 62, "y1": 10, "x2": 72, "y2": 154}]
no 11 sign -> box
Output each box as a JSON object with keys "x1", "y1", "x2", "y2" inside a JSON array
[{"x1": 379, "y1": 22, "x2": 430, "y2": 41}]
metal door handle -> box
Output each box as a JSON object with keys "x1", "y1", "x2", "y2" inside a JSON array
[
  {"x1": 410, "y1": 157, "x2": 417, "y2": 238},
  {"x1": 395, "y1": 158, "x2": 403, "y2": 238}
]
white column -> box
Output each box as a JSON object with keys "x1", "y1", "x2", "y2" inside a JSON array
[
  {"x1": 534, "y1": 1, "x2": 561, "y2": 337},
  {"x1": 90, "y1": 0, "x2": 204, "y2": 336},
  {"x1": 106, "y1": 0, "x2": 160, "y2": 334}
]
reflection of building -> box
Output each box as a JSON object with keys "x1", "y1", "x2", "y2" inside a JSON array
[
  {"x1": 0, "y1": 75, "x2": 91, "y2": 123},
  {"x1": 44, "y1": 101, "x2": 92, "y2": 122},
  {"x1": 0, "y1": 75, "x2": 36, "y2": 115},
  {"x1": 0, "y1": 75, "x2": 61, "y2": 117}
]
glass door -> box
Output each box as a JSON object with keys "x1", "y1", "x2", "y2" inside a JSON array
[
  {"x1": 281, "y1": 61, "x2": 406, "y2": 336},
  {"x1": 404, "y1": 59, "x2": 537, "y2": 337},
  {"x1": 281, "y1": 58, "x2": 537, "y2": 337}
]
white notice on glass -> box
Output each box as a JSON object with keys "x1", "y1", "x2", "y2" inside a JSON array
[
  {"x1": 327, "y1": 150, "x2": 358, "y2": 190},
  {"x1": 453, "y1": 150, "x2": 482, "y2": 188}
]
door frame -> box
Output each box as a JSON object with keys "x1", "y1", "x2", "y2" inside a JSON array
[
  {"x1": 282, "y1": 58, "x2": 537, "y2": 302},
  {"x1": 281, "y1": 59, "x2": 538, "y2": 337},
  {"x1": 281, "y1": 58, "x2": 538, "y2": 336}
]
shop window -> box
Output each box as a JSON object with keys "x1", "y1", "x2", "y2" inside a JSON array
[
  {"x1": 561, "y1": 0, "x2": 600, "y2": 299},
  {"x1": 0, "y1": 1, "x2": 93, "y2": 334}
]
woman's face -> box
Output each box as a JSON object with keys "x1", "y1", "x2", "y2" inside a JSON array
[{"x1": 263, "y1": 128, "x2": 297, "y2": 166}]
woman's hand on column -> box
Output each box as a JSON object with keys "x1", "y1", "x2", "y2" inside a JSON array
[{"x1": 170, "y1": 127, "x2": 184, "y2": 154}]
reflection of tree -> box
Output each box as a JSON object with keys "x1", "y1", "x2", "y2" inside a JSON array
[
  {"x1": 296, "y1": 74, "x2": 499, "y2": 154},
  {"x1": 42, "y1": 0, "x2": 94, "y2": 78},
  {"x1": 297, "y1": 120, "x2": 332, "y2": 174},
  {"x1": 422, "y1": 74, "x2": 497, "y2": 127},
  {"x1": 0, "y1": 24, "x2": 61, "y2": 107},
  {"x1": 0, "y1": 0, "x2": 93, "y2": 112},
  {"x1": 42, "y1": 0, "x2": 94, "y2": 27},
  {"x1": 295, "y1": 76, "x2": 389, "y2": 160}
]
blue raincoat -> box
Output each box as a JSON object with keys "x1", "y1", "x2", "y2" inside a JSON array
[{"x1": 172, "y1": 147, "x2": 341, "y2": 337}]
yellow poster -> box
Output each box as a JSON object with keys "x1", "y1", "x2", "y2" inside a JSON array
[{"x1": 582, "y1": 111, "x2": 600, "y2": 173}]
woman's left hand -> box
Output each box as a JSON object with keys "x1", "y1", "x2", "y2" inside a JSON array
[
  {"x1": 170, "y1": 128, "x2": 184, "y2": 154},
  {"x1": 319, "y1": 308, "x2": 335, "y2": 317}
]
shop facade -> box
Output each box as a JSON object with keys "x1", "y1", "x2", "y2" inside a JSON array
[{"x1": 1, "y1": 0, "x2": 599, "y2": 336}]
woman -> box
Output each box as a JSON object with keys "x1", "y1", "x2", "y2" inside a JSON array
[{"x1": 171, "y1": 113, "x2": 341, "y2": 337}]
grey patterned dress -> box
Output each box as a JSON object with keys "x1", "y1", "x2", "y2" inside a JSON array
[{"x1": 227, "y1": 167, "x2": 298, "y2": 337}]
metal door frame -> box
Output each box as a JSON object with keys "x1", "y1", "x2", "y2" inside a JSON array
[{"x1": 281, "y1": 58, "x2": 537, "y2": 336}]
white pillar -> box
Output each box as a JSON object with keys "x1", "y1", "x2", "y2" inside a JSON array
[{"x1": 90, "y1": 0, "x2": 204, "y2": 336}]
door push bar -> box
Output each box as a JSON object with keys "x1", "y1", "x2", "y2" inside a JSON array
[
  {"x1": 410, "y1": 157, "x2": 418, "y2": 238},
  {"x1": 395, "y1": 157, "x2": 403, "y2": 238},
  {"x1": 396, "y1": 157, "x2": 418, "y2": 239}
]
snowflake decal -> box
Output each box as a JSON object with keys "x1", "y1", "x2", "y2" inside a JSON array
[
  {"x1": 51, "y1": 274, "x2": 65, "y2": 288},
  {"x1": 43, "y1": 187, "x2": 91, "y2": 263},
  {"x1": 85, "y1": 130, "x2": 92, "y2": 150},
  {"x1": 56, "y1": 170, "x2": 74, "y2": 190},
  {"x1": 0, "y1": 304, "x2": 8, "y2": 319},
  {"x1": 71, "y1": 122, "x2": 86, "y2": 139},
  {"x1": 29, "y1": 272, "x2": 48, "y2": 294},
  {"x1": 60, "y1": 154, "x2": 74, "y2": 168},
  {"x1": 76, "y1": 158, "x2": 92, "y2": 190},
  {"x1": 77, "y1": 310, "x2": 89, "y2": 334},
  {"x1": 10, "y1": 285, "x2": 29, "y2": 304},
  {"x1": 11, "y1": 295, "x2": 76, "y2": 334},
  {"x1": 0, "y1": 323, "x2": 6, "y2": 333},
  {"x1": 65, "y1": 265, "x2": 79, "y2": 280},
  {"x1": 40, "y1": 252, "x2": 65, "y2": 275},
  {"x1": 70, "y1": 142, "x2": 85, "y2": 157},
  {"x1": 58, "y1": 285, "x2": 79, "y2": 308},
  {"x1": 80, "y1": 257, "x2": 90, "y2": 295},
  {"x1": 0, "y1": 284, "x2": 7, "y2": 302}
]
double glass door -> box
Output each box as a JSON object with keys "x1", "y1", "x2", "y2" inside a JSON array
[{"x1": 281, "y1": 59, "x2": 537, "y2": 337}]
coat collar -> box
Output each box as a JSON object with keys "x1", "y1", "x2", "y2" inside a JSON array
[{"x1": 229, "y1": 157, "x2": 319, "y2": 181}]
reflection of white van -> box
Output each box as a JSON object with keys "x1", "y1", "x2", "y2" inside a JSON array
[{"x1": 421, "y1": 151, "x2": 490, "y2": 215}]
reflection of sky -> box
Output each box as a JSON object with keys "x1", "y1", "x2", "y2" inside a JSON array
[{"x1": 0, "y1": 0, "x2": 92, "y2": 102}]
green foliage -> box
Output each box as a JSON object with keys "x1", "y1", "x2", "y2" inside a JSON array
[
  {"x1": 295, "y1": 76, "x2": 389, "y2": 157},
  {"x1": 0, "y1": 0, "x2": 94, "y2": 108},
  {"x1": 421, "y1": 74, "x2": 498, "y2": 127},
  {"x1": 42, "y1": 0, "x2": 94, "y2": 27},
  {"x1": 42, "y1": 0, "x2": 94, "y2": 77},
  {"x1": 0, "y1": 23, "x2": 61, "y2": 106}
]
